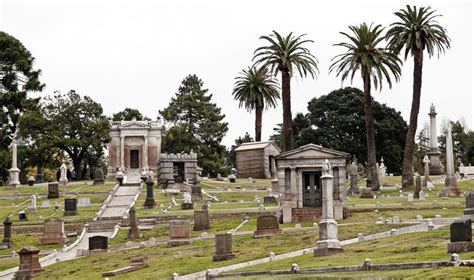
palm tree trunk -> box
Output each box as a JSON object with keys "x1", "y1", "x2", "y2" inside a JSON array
[
  {"x1": 281, "y1": 70, "x2": 293, "y2": 151},
  {"x1": 401, "y1": 49, "x2": 423, "y2": 189},
  {"x1": 363, "y1": 70, "x2": 379, "y2": 191},
  {"x1": 255, "y1": 103, "x2": 263, "y2": 142}
]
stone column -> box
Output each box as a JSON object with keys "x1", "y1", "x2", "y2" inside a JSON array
[
  {"x1": 314, "y1": 159, "x2": 342, "y2": 256},
  {"x1": 8, "y1": 142, "x2": 20, "y2": 188},
  {"x1": 443, "y1": 123, "x2": 461, "y2": 196},
  {"x1": 143, "y1": 134, "x2": 149, "y2": 171},
  {"x1": 428, "y1": 104, "x2": 442, "y2": 175},
  {"x1": 120, "y1": 135, "x2": 125, "y2": 170},
  {"x1": 290, "y1": 167, "x2": 298, "y2": 208},
  {"x1": 143, "y1": 178, "x2": 156, "y2": 208},
  {"x1": 2, "y1": 217, "x2": 13, "y2": 248},
  {"x1": 423, "y1": 155, "x2": 430, "y2": 187}
]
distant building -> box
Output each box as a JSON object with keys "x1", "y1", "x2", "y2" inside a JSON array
[
  {"x1": 235, "y1": 141, "x2": 281, "y2": 179},
  {"x1": 107, "y1": 118, "x2": 162, "y2": 176},
  {"x1": 276, "y1": 144, "x2": 349, "y2": 223}
]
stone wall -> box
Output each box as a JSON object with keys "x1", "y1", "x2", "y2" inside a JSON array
[{"x1": 158, "y1": 153, "x2": 198, "y2": 187}]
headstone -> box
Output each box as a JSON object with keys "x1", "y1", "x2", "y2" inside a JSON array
[
  {"x1": 143, "y1": 178, "x2": 156, "y2": 209},
  {"x1": 181, "y1": 192, "x2": 193, "y2": 209},
  {"x1": 19, "y1": 210, "x2": 27, "y2": 221},
  {"x1": 213, "y1": 233, "x2": 235, "y2": 261},
  {"x1": 407, "y1": 193, "x2": 414, "y2": 202},
  {"x1": 47, "y1": 183, "x2": 59, "y2": 199},
  {"x1": 193, "y1": 210, "x2": 210, "y2": 231},
  {"x1": 40, "y1": 218, "x2": 68, "y2": 245},
  {"x1": 127, "y1": 207, "x2": 142, "y2": 240},
  {"x1": 191, "y1": 186, "x2": 202, "y2": 202},
  {"x1": 263, "y1": 196, "x2": 277, "y2": 204},
  {"x1": 416, "y1": 214, "x2": 423, "y2": 220},
  {"x1": 40, "y1": 200, "x2": 51, "y2": 208},
  {"x1": 77, "y1": 197, "x2": 91, "y2": 208},
  {"x1": 216, "y1": 173, "x2": 223, "y2": 181},
  {"x1": 29, "y1": 195, "x2": 37, "y2": 213},
  {"x1": 64, "y1": 198, "x2": 78, "y2": 216},
  {"x1": 359, "y1": 187, "x2": 374, "y2": 199},
  {"x1": 59, "y1": 162, "x2": 68, "y2": 187},
  {"x1": 463, "y1": 191, "x2": 474, "y2": 219},
  {"x1": 2, "y1": 217, "x2": 13, "y2": 248},
  {"x1": 14, "y1": 247, "x2": 44, "y2": 279},
  {"x1": 254, "y1": 214, "x2": 282, "y2": 237},
  {"x1": 93, "y1": 168, "x2": 105, "y2": 185},
  {"x1": 393, "y1": 216, "x2": 400, "y2": 224},
  {"x1": 89, "y1": 236, "x2": 108, "y2": 251},
  {"x1": 448, "y1": 219, "x2": 474, "y2": 253},
  {"x1": 168, "y1": 221, "x2": 191, "y2": 247}
]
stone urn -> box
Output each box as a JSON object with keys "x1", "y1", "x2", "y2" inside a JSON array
[
  {"x1": 28, "y1": 176, "x2": 35, "y2": 186},
  {"x1": 228, "y1": 174, "x2": 236, "y2": 183}
]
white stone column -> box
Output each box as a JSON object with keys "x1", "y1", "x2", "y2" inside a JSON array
[
  {"x1": 8, "y1": 142, "x2": 20, "y2": 188},
  {"x1": 428, "y1": 104, "x2": 442, "y2": 175},
  {"x1": 423, "y1": 155, "x2": 430, "y2": 186},
  {"x1": 314, "y1": 159, "x2": 342, "y2": 256},
  {"x1": 442, "y1": 123, "x2": 461, "y2": 196},
  {"x1": 143, "y1": 134, "x2": 149, "y2": 171},
  {"x1": 120, "y1": 135, "x2": 125, "y2": 170}
]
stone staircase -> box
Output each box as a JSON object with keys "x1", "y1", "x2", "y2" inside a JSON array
[{"x1": 87, "y1": 218, "x2": 122, "y2": 233}]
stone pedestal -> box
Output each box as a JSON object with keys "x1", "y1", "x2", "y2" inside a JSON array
[
  {"x1": 40, "y1": 218, "x2": 68, "y2": 245},
  {"x1": 193, "y1": 210, "x2": 210, "y2": 231},
  {"x1": 143, "y1": 180, "x2": 156, "y2": 209},
  {"x1": 314, "y1": 159, "x2": 342, "y2": 257},
  {"x1": 14, "y1": 247, "x2": 44, "y2": 279},
  {"x1": 254, "y1": 215, "x2": 281, "y2": 237},
  {"x1": 2, "y1": 217, "x2": 13, "y2": 248},
  {"x1": 8, "y1": 167, "x2": 20, "y2": 188},
  {"x1": 213, "y1": 233, "x2": 235, "y2": 261},
  {"x1": 428, "y1": 152, "x2": 443, "y2": 175},
  {"x1": 127, "y1": 207, "x2": 142, "y2": 240}
]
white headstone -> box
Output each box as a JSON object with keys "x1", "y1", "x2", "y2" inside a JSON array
[
  {"x1": 407, "y1": 193, "x2": 414, "y2": 202},
  {"x1": 40, "y1": 200, "x2": 51, "y2": 208},
  {"x1": 77, "y1": 198, "x2": 91, "y2": 208}
]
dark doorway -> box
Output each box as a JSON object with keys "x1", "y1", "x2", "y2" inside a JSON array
[
  {"x1": 130, "y1": 150, "x2": 139, "y2": 169},
  {"x1": 173, "y1": 162, "x2": 185, "y2": 183},
  {"x1": 302, "y1": 171, "x2": 322, "y2": 207}
]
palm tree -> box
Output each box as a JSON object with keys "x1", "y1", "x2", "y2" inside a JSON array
[
  {"x1": 232, "y1": 66, "x2": 280, "y2": 142},
  {"x1": 253, "y1": 31, "x2": 318, "y2": 151},
  {"x1": 386, "y1": 5, "x2": 450, "y2": 189},
  {"x1": 330, "y1": 23, "x2": 402, "y2": 190}
]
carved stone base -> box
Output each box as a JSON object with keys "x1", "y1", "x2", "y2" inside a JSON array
[
  {"x1": 253, "y1": 228, "x2": 282, "y2": 238},
  {"x1": 213, "y1": 253, "x2": 235, "y2": 261},
  {"x1": 448, "y1": 241, "x2": 474, "y2": 253},
  {"x1": 143, "y1": 198, "x2": 156, "y2": 209},
  {"x1": 314, "y1": 240, "x2": 343, "y2": 256}
]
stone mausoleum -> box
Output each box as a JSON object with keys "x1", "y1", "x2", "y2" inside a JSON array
[
  {"x1": 276, "y1": 144, "x2": 349, "y2": 223},
  {"x1": 235, "y1": 141, "x2": 280, "y2": 179},
  {"x1": 107, "y1": 118, "x2": 162, "y2": 176},
  {"x1": 158, "y1": 152, "x2": 198, "y2": 187}
]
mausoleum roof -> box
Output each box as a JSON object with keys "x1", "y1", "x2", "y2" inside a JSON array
[{"x1": 235, "y1": 141, "x2": 281, "y2": 152}]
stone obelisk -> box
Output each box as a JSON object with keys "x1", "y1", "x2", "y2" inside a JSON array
[
  {"x1": 428, "y1": 104, "x2": 442, "y2": 175},
  {"x1": 314, "y1": 159, "x2": 342, "y2": 256},
  {"x1": 8, "y1": 140, "x2": 21, "y2": 188},
  {"x1": 441, "y1": 123, "x2": 462, "y2": 197}
]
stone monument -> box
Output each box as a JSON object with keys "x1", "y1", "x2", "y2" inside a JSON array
[
  {"x1": 93, "y1": 168, "x2": 105, "y2": 185},
  {"x1": 59, "y1": 161, "x2": 68, "y2": 187},
  {"x1": 314, "y1": 159, "x2": 343, "y2": 256},
  {"x1": 181, "y1": 192, "x2": 193, "y2": 209},
  {"x1": 423, "y1": 155, "x2": 430, "y2": 187},
  {"x1": 463, "y1": 191, "x2": 474, "y2": 219},
  {"x1": 40, "y1": 218, "x2": 68, "y2": 245},
  {"x1": 378, "y1": 157, "x2": 387, "y2": 178},
  {"x1": 14, "y1": 247, "x2": 45, "y2": 279},
  {"x1": 2, "y1": 217, "x2": 13, "y2": 248},
  {"x1": 414, "y1": 175, "x2": 421, "y2": 199},
  {"x1": 8, "y1": 138, "x2": 21, "y2": 188},
  {"x1": 440, "y1": 123, "x2": 462, "y2": 197},
  {"x1": 191, "y1": 186, "x2": 202, "y2": 202},
  {"x1": 168, "y1": 221, "x2": 191, "y2": 247},
  {"x1": 47, "y1": 183, "x2": 59, "y2": 199},
  {"x1": 29, "y1": 195, "x2": 37, "y2": 213},
  {"x1": 213, "y1": 233, "x2": 235, "y2": 261},
  {"x1": 127, "y1": 207, "x2": 142, "y2": 240},
  {"x1": 143, "y1": 177, "x2": 156, "y2": 209},
  {"x1": 428, "y1": 104, "x2": 443, "y2": 175},
  {"x1": 347, "y1": 160, "x2": 359, "y2": 196},
  {"x1": 64, "y1": 198, "x2": 78, "y2": 216},
  {"x1": 254, "y1": 214, "x2": 282, "y2": 237},
  {"x1": 447, "y1": 219, "x2": 474, "y2": 253},
  {"x1": 89, "y1": 236, "x2": 108, "y2": 252}
]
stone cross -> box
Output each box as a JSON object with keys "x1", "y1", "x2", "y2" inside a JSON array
[
  {"x1": 314, "y1": 159, "x2": 342, "y2": 256},
  {"x1": 423, "y1": 155, "x2": 430, "y2": 186}
]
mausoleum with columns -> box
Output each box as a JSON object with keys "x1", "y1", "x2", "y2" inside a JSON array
[
  {"x1": 107, "y1": 119, "x2": 162, "y2": 176},
  {"x1": 276, "y1": 144, "x2": 349, "y2": 223}
]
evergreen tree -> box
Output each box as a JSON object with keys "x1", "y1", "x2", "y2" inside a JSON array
[
  {"x1": 160, "y1": 74, "x2": 229, "y2": 176},
  {"x1": 227, "y1": 132, "x2": 254, "y2": 168}
]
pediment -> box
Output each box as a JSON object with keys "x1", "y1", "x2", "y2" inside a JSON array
[
  {"x1": 277, "y1": 144, "x2": 349, "y2": 160},
  {"x1": 119, "y1": 121, "x2": 150, "y2": 129}
]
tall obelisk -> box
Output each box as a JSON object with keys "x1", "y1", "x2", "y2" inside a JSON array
[
  {"x1": 441, "y1": 123, "x2": 462, "y2": 197},
  {"x1": 428, "y1": 104, "x2": 442, "y2": 175}
]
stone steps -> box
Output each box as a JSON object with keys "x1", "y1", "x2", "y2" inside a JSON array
[{"x1": 88, "y1": 219, "x2": 121, "y2": 233}]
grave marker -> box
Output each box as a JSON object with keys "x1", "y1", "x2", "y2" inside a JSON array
[{"x1": 213, "y1": 233, "x2": 235, "y2": 261}]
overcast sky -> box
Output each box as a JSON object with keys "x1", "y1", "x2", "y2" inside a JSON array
[{"x1": 1, "y1": 0, "x2": 472, "y2": 148}]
